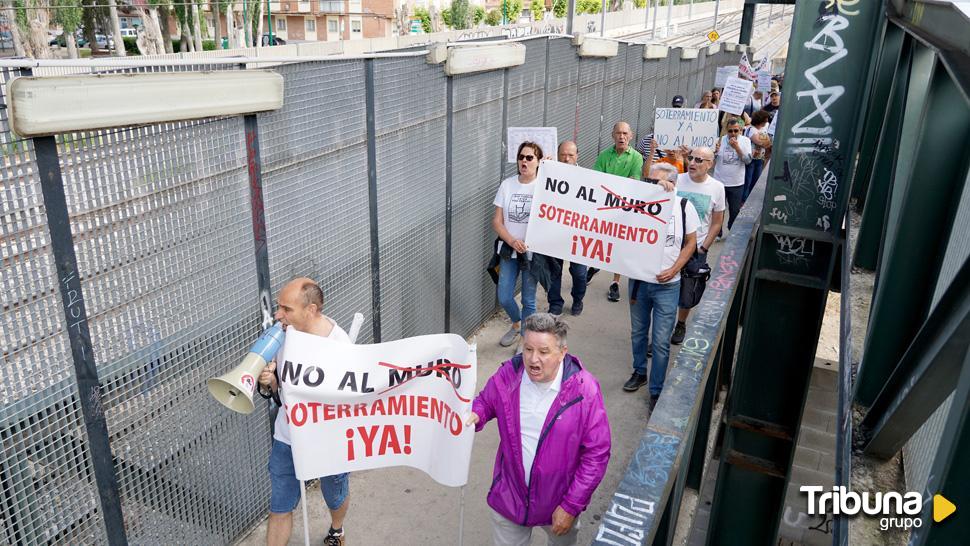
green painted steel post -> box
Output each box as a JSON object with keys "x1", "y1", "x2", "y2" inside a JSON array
[
  {"x1": 268, "y1": 0, "x2": 274, "y2": 46},
  {"x1": 704, "y1": 1, "x2": 884, "y2": 543},
  {"x1": 854, "y1": 48, "x2": 970, "y2": 407},
  {"x1": 853, "y1": 31, "x2": 912, "y2": 271},
  {"x1": 739, "y1": 1, "x2": 755, "y2": 45},
  {"x1": 850, "y1": 21, "x2": 902, "y2": 209}
]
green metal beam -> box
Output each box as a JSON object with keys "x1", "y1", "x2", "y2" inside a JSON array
[
  {"x1": 853, "y1": 31, "x2": 913, "y2": 271},
  {"x1": 850, "y1": 21, "x2": 903, "y2": 209},
  {"x1": 705, "y1": 1, "x2": 884, "y2": 543},
  {"x1": 909, "y1": 350, "x2": 970, "y2": 546},
  {"x1": 854, "y1": 49, "x2": 970, "y2": 407}
]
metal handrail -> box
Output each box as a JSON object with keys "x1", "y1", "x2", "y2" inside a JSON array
[{"x1": 594, "y1": 181, "x2": 766, "y2": 545}]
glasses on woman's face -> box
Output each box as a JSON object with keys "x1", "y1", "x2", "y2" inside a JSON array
[{"x1": 518, "y1": 154, "x2": 536, "y2": 162}]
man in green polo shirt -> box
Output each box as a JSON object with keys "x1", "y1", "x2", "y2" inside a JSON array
[{"x1": 592, "y1": 121, "x2": 644, "y2": 302}]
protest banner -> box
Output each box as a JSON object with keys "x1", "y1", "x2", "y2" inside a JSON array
[
  {"x1": 738, "y1": 53, "x2": 758, "y2": 81},
  {"x1": 653, "y1": 108, "x2": 719, "y2": 149},
  {"x1": 525, "y1": 160, "x2": 672, "y2": 281},
  {"x1": 718, "y1": 76, "x2": 751, "y2": 115},
  {"x1": 757, "y1": 70, "x2": 772, "y2": 94},
  {"x1": 715, "y1": 66, "x2": 738, "y2": 88},
  {"x1": 280, "y1": 330, "x2": 477, "y2": 487},
  {"x1": 508, "y1": 127, "x2": 558, "y2": 162}
]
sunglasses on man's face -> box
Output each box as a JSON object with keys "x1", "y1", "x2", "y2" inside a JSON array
[
  {"x1": 518, "y1": 154, "x2": 536, "y2": 162},
  {"x1": 727, "y1": 129, "x2": 741, "y2": 134},
  {"x1": 686, "y1": 155, "x2": 709, "y2": 164}
]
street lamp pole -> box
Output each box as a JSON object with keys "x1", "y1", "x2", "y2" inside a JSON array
[{"x1": 600, "y1": 0, "x2": 606, "y2": 36}]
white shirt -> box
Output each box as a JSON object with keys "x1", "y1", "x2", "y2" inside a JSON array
[
  {"x1": 273, "y1": 317, "x2": 351, "y2": 445},
  {"x1": 519, "y1": 361, "x2": 563, "y2": 486},
  {"x1": 493, "y1": 175, "x2": 537, "y2": 254},
  {"x1": 714, "y1": 135, "x2": 752, "y2": 188},
  {"x1": 676, "y1": 173, "x2": 726, "y2": 248},
  {"x1": 651, "y1": 198, "x2": 700, "y2": 284}
]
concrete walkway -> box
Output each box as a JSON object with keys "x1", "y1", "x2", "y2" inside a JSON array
[{"x1": 235, "y1": 260, "x2": 717, "y2": 545}]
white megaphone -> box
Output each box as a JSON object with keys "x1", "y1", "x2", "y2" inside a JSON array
[{"x1": 207, "y1": 322, "x2": 285, "y2": 414}]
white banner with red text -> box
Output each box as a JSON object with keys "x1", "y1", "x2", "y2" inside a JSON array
[
  {"x1": 279, "y1": 330, "x2": 477, "y2": 487},
  {"x1": 525, "y1": 160, "x2": 672, "y2": 281}
]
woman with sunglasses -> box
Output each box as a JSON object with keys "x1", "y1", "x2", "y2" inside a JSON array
[
  {"x1": 492, "y1": 141, "x2": 544, "y2": 348},
  {"x1": 713, "y1": 117, "x2": 753, "y2": 231}
]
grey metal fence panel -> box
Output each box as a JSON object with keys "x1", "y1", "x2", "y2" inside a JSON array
[
  {"x1": 260, "y1": 61, "x2": 375, "y2": 343},
  {"x1": 374, "y1": 57, "x2": 448, "y2": 340},
  {"x1": 0, "y1": 68, "x2": 111, "y2": 546},
  {"x1": 504, "y1": 37, "x2": 548, "y2": 179},
  {"x1": 622, "y1": 45, "x2": 645, "y2": 140},
  {"x1": 56, "y1": 113, "x2": 264, "y2": 545},
  {"x1": 450, "y1": 70, "x2": 505, "y2": 337},
  {"x1": 545, "y1": 38, "x2": 580, "y2": 149},
  {"x1": 577, "y1": 58, "x2": 606, "y2": 167},
  {"x1": 638, "y1": 58, "x2": 663, "y2": 138},
  {"x1": 599, "y1": 52, "x2": 628, "y2": 157}
]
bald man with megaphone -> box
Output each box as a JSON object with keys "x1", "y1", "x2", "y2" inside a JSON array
[{"x1": 258, "y1": 277, "x2": 352, "y2": 546}]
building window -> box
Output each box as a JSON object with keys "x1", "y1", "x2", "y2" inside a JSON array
[
  {"x1": 351, "y1": 20, "x2": 361, "y2": 33},
  {"x1": 276, "y1": 18, "x2": 286, "y2": 31},
  {"x1": 328, "y1": 20, "x2": 338, "y2": 33},
  {"x1": 306, "y1": 18, "x2": 316, "y2": 32}
]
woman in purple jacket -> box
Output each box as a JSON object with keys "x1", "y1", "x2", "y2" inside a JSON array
[{"x1": 467, "y1": 313, "x2": 612, "y2": 545}]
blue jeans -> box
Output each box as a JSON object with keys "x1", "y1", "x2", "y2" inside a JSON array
[
  {"x1": 629, "y1": 279, "x2": 681, "y2": 396},
  {"x1": 547, "y1": 258, "x2": 588, "y2": 310},
  {"x1": 269, "y1": 440, "x2": 349, "y2": 513},
  {"x1": 497, "y1": 257, "x2": 537, "y2": 328},
  {"x1": 743, "y1": 158, "x2": 765, "y2": 202}
]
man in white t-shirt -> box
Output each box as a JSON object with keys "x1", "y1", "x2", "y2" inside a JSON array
[
  {"x1": 257, "y1": 278, "x2": 352, "y2": 546},
  {"x1": 714, "y1": 118, "x2": 753, "y2": 231},
  {"x1": 673, "y1": 146, "x2": 725, "y2": 345},
  {"x1": 623, "y1": 163, "x2": 700, "y2": 409}
]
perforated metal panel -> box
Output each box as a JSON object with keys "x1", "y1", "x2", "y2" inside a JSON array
[
  {"x1": 260, "y1": 61, "x2": 375, "y2": 343},
  {"x1": 450, "y1": 70, "x2": 505, "y2": 336},
  {"x1": 600, "y1": 53, "x2": 628, "y2": 158},
  {"x1": 621, "y1": 46, "x2": 645, "y2": 138},
  {"x1": 545, "y1": 38, "x2": 580, "y2": 149},
  {"x1": 1, "y1": 67, "x2": 110, "y2": 546},
  {"x1": 374, "y1": 57, "x2": 448, "y2": 340},
  {"x1": 638, "y1": 58, "x2": 665, "y2": 136},
  {"x1": 577, "y1": 58, "x2": 606, "y2": 167},
  {"x1": 505, "y1": 38, "x2": 548, "y2": 179}
]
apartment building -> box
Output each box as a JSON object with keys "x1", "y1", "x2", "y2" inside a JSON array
[{"x1": 268, "y1": 0, "x2": 394, "y2": 41}]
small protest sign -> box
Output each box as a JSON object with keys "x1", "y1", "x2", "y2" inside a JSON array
[
  {"x1": 525, "y1": 160, "x2": 672, "y2": 281},
  {"x1": 508, "y1": 127, "x2": 558, "y2": 162},
  {"x1": 766, "y1": 110, "x2": 778, "y2": 137},
  {"x1": 757, "y1": 70, "x2": 772, "y2": 94},
  {"x1": 738, "y1": 53, "x2": 758, "y2": 81},
  {"x1": 718, "y1": 76, "x2": 751, "y2": 116},
  {"x1": 715, "y1": 66, "x2": 738, "y2": 88},
  {"x1": 653, "y1": 108, "x2": 719, "y2": 149},
  {"x1": 281, "y1": 331, "x2": 477, "y2": 487}
]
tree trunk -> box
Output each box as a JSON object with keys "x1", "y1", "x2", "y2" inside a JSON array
[
  {"x1": 224, "y1": 3, "x2": 234, "y2": 48},
  {"x1": 106, "y1": 0, "x2": 126, "y2": 56},
  {"x1": 213, "y1": 1, "x2": 222, "y2": 50},
  {"x1": 243, "y1": 3, "x2": 253, "y2": 46},
  {"x1": 181, "y1": 20, "x2": 191, "y2": 51},
  {"x1": 26, "y1": 6, "x2": 52, "y2": 60},
  {"x1": 255, "y1": 0, "x2": 265, "y2": 47},
  {"x1": 149, "y1": 7, "x2": 166, "y2": 53},
  {"x1": 2, "y1": 2, "x2": 26, "y2": 57},
  {"x1": 191, "y1": 1, "x2": 203, "y2": 51},
  {"x1": 158, "y1": 5, "x2": 174, "y2": 53},
  {"x1": 65, "y1": 31, "x2": 79, "y2": 58}
]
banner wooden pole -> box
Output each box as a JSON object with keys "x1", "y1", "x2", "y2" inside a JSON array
[{"x1": 300, "y1": 480, "x2": 310, "y2": 546}]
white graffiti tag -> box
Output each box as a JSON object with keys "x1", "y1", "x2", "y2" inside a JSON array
[{"x1": 789, "y1": 15, "x2": 849, "y2": 153}]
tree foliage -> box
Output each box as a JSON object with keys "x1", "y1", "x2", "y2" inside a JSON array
[
  {"x1": 532, "y1": 0, "x2": 545, "y2": 21},
  {"x1": 473, "y1": 5, "x2": 486, "y2": 25},
  {"x1": 552, "y1": 0, "x2": 567, "y2": 18},
  {"x1": 450, "y1": 0, "x2": 470, "y2": 30},
  {"x1": 577, "y1": 0, "x2": 601, "y2": 14},
  {"x1": 413, "y1": 7, "x2": 433, "y2": 33},
  {"x1": 441, "y1": 7, "x2": 452, "y2": 28},
  {"x1": 500, "y1": 0, "x2": 522, "y2": 22},
  {"x1": 485, "y1": 8, "x2": 501, "y2": 26},
  {"x1": 52, "y1": 0, "x2": 83, "y2": 33}
]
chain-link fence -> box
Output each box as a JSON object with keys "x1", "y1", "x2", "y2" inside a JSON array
[{"x1": 0, "y1": 37, "x2": 741, "y2": 544}]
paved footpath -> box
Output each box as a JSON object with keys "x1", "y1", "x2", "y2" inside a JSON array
[{"x1": 236, "y1": 258, "x2": 723, "y2": 545}]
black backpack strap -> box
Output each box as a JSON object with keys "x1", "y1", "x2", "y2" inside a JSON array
[{"x1": 680, "y1": 198, "x2": 688, "y2": 249}]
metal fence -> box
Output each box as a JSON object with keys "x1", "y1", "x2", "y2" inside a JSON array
[{"x1": 0, "y1": 37, "x2": 741, "y2": 544}]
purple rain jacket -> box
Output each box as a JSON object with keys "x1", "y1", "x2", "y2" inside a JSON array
[{"x1": 472, "y1": 353, "x2": 612, "y2": 527}]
